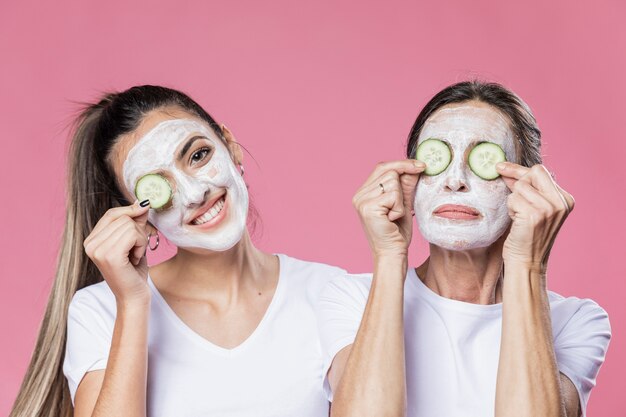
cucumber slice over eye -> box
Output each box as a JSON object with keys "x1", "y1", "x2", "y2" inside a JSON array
[
  {"x1": 468, "y1": 142, "x2": 507, "y2": 180},
  {"x1": 415, "y1": 138, "x2": 452, "y2": 176},
  {"x1": 135, "y1": 174, "x2": 172, "y2": 209}
]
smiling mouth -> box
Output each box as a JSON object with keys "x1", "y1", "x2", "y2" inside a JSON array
[{"x1": 190, "y1": 194, "x2": 227, "y2": 225}]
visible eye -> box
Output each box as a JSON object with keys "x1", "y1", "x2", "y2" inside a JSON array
[{"x1": 190, "y1": 147, "x2": 212, "y2": 165}]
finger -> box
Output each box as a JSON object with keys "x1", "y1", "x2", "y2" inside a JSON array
[
  {"x1": 528, "y1": 165, "x2": 574, "y2": 214},
  {"x1": 381, "y1": 190, "x2": 406, "y2": 222},
  {"x1": 354, "y1": 171, "x2": 401, "y2": 204},
  {"x1": 100, "y1": 221, "x2": 144, "y2": 266},
  {"x1": 134, "y1": 208, "x2": 150, "y2": 230},
  {"x1": 364, "y1": 160, "x2": 426, "y2": 186},
  {"x1": 501, "y1": 175, "x2": 518, "y2": 192},
  {"x1": 362, "y1": 189, "x2": 405, "y2": 222},
  {"x1": 85, "y1": 215, "x2": 138, "y2": 257},
  {"x1": 399, "y1": 172, "x2": 420, "y2": 213},
  {"x1": 89, "y1": 220, "x2": 137, "y2": 266},
  {"x1": 507, "y1": 192, "x2": 535, "y2": 221},
  {"x1": 496, "y1": 161, "x2": 529, "y2": 181},
  {"x1": 553, "y1": 183, "x2": 575, "y2": 214},
  {"x1": 88, "y1": 200, "x2": 150, "y2": 241},
  {"x1": 521, "y1": 165, "x2": 573, "y2": 214},
  {"x1": 512, "y1": 180, "x2": 556, "y2": 215},
  {"x1": 130, "y1": 228, "x2": 149, "y2": 266}
]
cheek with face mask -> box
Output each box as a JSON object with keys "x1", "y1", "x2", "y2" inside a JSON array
[
  {"x1": 124, "y1": 119, "x2": 249, "y2": 252},
  {"x1": 414, "y1": 159, "x2": 512, "y2": 250}
]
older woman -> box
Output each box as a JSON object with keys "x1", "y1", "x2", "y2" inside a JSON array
[{"x1": 317, "y1": 81, "x2": 611, "y2": 417}]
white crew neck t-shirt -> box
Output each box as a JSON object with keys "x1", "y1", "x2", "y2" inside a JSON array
[
  {"x1": 63, "y1": 253, "x2": 345, "y2": 417},
  {"x1": 316, "y1": 268, "x2": 611, "y2": 417}
]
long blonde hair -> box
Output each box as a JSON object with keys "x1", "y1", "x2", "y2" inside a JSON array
[{"x1": 10, "y1": 85, "x2": 240, "y2": 416}]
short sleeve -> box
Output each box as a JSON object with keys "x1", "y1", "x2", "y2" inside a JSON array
[
  {"x1": 62, "y1": 287, "x2": 116, "y2": 405},
  {"x1": 315, "y1": 273, "x2": 372, "y2": 401},
  {"x1": 552, "y1": 298, "x2": 611, "y2": 417}
]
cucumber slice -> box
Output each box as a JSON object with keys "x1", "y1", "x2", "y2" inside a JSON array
[
  {"x1": 468, "y1": 142, "x2": 507, "y2": 180},
  {"x1": 135, "y1": 174, "x2": 172, "y2": 209},
  {"x1": 416, "y1": 138, "x2": 452, "y2": 176}
]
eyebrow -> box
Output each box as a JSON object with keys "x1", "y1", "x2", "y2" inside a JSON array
[{"x1": 178, "y1": 135, "x2": 206, "y2": 160}]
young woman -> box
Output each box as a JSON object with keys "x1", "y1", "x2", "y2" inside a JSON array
[
  {"x1": 317, "y1": 81, "x2": 611, "y2": 417},
  {"x1": 11, "y1": 85, "x2": 344, "y2": 417}
]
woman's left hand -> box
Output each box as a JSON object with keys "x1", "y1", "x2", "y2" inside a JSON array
[{"x1": 496, "y1": 162, "x2": 575, "y2": 273}]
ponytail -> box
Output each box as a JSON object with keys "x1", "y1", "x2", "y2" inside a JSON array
[{"x1": 10, "y1": 100, "x2": 117, "y2": 417}]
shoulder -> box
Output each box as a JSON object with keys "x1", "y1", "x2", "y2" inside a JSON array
[
  {"x1": 547, "y1": 290, "x2": 611, "y2": 341},
  {"x1": 68, "y1": 280, "x2": 117, "y2": 323},
  {"x1": 319, "y1": 272, "x2": 374, "y2": 310},
  {"x1": 277, "y1": 253, "x2": 346, "y2": 278},
  {"x1": 276, "y1": 253, "x2": 349, "y2": 304},
  {"x1": 277, "y1": 252, "x2": 345, "y2": 285}
]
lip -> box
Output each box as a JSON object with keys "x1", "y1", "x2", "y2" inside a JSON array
[
  {"x1": 433, "y1": 204, "x2": 481, "y2": 220},
  {"x1": 185, "y1": 190, "x2": 227, "y2": 225},
  {"x1": 190, "y1": 196, "x2": 229, "y2": 230}
]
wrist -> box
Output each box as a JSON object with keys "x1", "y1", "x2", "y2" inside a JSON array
[
  {"x1": 504, "y1": 258, "x2": 547, "y2": 276},
  {"x1": 373, "y1": 254, "x2": 408, "y2": 279},
  {"x1": 117, "y1": 292, "x2": 152, "y2": 312},
  {"x1": 373, "y1": 249, "x2": 408, "y2": 261},
  {"x1": 503, "y1": 263, "x2": 548, "y2": 296}
]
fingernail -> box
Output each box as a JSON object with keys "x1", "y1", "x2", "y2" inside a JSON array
[
  {"x1": 414, "y1": 160, "x2": 426, "y2": 168},
  {"x1": 140, "y1": 199, "x2": 150, "y2": 207},
  {"x1": 496, "y1": 162, "x2": 506, "y2": 170}
]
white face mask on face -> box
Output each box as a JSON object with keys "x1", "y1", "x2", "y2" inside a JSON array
[
  {"x1": 123, "y1": 119, "x2": 249, "y2": 251},
  {"x1": 413, "y1": 104, "x2": 518, "y2": 250}
]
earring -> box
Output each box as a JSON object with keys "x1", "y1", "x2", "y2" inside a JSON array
[
  {"x1": 148, "y1": 232, "x2": 160, "y2": 251},
  {"x1": 239, "y1": 163, "x2": 245, "y2": 177}
]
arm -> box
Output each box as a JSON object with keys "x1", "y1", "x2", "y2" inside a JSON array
[
  {"x1": 75, "y1": 201, "x2": 153, "y2": 417},
  {"x1": 329, "y1": 160, "x2": 424, "y2": 417},
  {"x1": 494, "y1": 163, "x2": 578, "y2": 417},
  {"x1": 496, "y1": 265, "x2": 579, "y2": 417},
  {"x1": 330, "y1": 256, "x2": 408, "y2": 417},
  {"x1": 75, "y1": 298, "x2": 151, "y2": 417}
]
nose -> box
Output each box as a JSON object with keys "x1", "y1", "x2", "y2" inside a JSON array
[
  {"x1": 174, "y1": 173, "x2": 209, "y2": 207},
  {"x1": 443, "y1": 160, "x2": 470, "y2": 193}
]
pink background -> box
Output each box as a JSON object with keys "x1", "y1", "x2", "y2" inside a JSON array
[{"x1": 1, "y1": 0, "x2": 624, "y2": 415}]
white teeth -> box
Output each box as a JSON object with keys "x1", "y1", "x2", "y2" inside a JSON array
[{"x1": 192, "y1": 197, "x2": 226, "y2": 225}]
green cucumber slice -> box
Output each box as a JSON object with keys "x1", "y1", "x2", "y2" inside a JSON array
[
  {"x1": 468, "y1": 142, "x2": 507, "y2": 180},
  {"x1": 135, "y1": 174, "x2": 172, "y2": 209},
  {"x1": 416, "y1": 138, "x2": 452, "y2": 176}
]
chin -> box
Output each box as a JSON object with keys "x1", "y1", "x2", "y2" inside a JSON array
[
  {"x1": 421, "y1": 228, "x2": 501, "y2": 251},
  {"x1": 431, "y1": 239, "x2": 490, "y2": 251}
]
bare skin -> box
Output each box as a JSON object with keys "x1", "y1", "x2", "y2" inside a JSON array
[
  {"x1": 74, "y1": 107, "x2": 278, "y2": 417},
  {"x1": 328, "y1": 103, "x2": 580, "y2": 417}
]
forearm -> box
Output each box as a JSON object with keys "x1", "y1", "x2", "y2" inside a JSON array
[
  {"x1": 332, "y1": 256, "x2": 407, "y2": 417},
  {"x1": 92, "y1": 298, "x2": 150, "y2": 417},
  {"x1": 495, "y1": 264, "x2": 565, "y2": 417}
]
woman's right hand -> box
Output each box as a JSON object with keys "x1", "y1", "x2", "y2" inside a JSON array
[
  {"x1": 352, "y1": 160, "x2": 425, "y2": 259},
  {"x1": 83, "y1": 200, "x2": 152, "y2": 304}
]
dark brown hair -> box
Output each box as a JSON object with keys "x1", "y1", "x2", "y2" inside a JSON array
[{"x1": 406, "y1": 80, "x2": 542, "y2": 167}]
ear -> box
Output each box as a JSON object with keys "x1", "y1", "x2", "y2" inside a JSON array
[{"x1": 221, "y1": 124, "x2": 243, "y2": 166}]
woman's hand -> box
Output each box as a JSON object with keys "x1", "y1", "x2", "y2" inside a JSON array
[
  {"x1": 352, "y1": 160, "x2": 426, "y2": 259},
  {"x1": 83, "y1": 200, "x2": 153, "y2": 304},
  {"x1": 496, "y1": 162, "x2": 575, "y2": 273}
]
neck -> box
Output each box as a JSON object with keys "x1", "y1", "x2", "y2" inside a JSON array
[
  {"x1": 417, "y1": 235, "x2": 505, "y2": 305},
  {"x1": 157, "y1": 231, "x2": 275, "y2": 300}
]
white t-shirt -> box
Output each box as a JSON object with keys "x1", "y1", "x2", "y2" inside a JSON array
[
  {"x1": 63, "y1": 253, "x2": 346, "y2": 417},
  {"x1": 316, "y1": 268, "x2": 611, "y2": 417}
]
